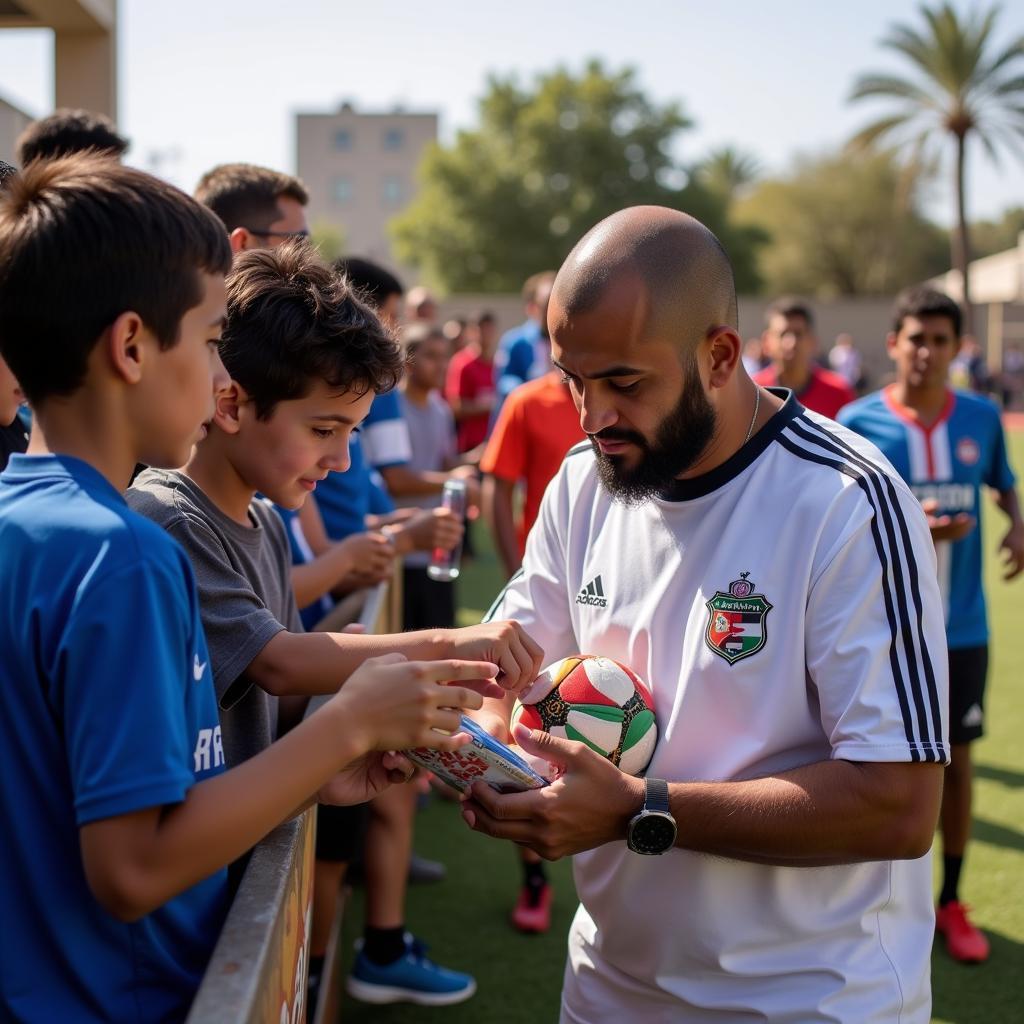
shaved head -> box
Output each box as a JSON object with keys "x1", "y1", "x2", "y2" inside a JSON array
[{"x1": 551, "y1": 206, "x2": 737, "y2": 348}]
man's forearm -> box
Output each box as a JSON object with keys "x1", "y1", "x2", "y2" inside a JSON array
[
  {"x1": 483, "y1": 476, "x2": 521, "y2": 578},
  {"x1": 380, "y1": 464, "x2": 447, "y2": 498},
  {"x1": 668, "y1": 760, "x2": 943, "y2": 864},
  {"x1": 996, "y1": 486, "x2": 1022, "y2": 524}
]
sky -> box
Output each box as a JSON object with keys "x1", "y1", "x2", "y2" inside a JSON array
[{"x1": 0, "y1": 0, "x2": 1022, "y2": 227}]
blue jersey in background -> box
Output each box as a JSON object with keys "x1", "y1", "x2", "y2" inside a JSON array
[{"x1": 839, "y1": 388, "x2": 1015, "y2": 649}]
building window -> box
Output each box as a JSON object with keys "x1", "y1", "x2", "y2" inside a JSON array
[
  {"x1": 381, "y1": 175, "x2": 403, "y2": 206},
  {"x1": 334, "y1": 129, "x2": 353, "y2": 151},
  {"x1": 382, "y1": 127, "x2": 404, "y2": 150},
  {"x1": 333, "y1": 176, "x2": 353, "y2": 204}
]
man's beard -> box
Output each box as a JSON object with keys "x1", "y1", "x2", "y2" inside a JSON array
[{"x1": 590, "y1": 356, "x2": 717, "y2": 506}]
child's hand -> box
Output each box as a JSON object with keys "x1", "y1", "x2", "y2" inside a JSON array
[
  {"x1": 403, "y1": 507, "x2": 464, "y2": 554},
  {"x1": 339, "y1": 530, "x2": 395, "y2": 580},
  {"x1": 441, "y1": 621, "x2": 544, "y2": 694},
  {"x1": 318, "y1": 751, "x2": 414, "y2": 806},
  {"x1": 335, "y1": 654, "x2": 500, "y2": 752}
]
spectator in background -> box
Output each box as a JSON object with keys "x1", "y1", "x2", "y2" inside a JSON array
[
  {"x1": 495, "y1": 270, "x2": 557, "y2": 401},
  {"x1": 828, "y1": 332, "x2": 863, "y2": 391},
  {"x1": 1000, "y1": 343, "x2": 1024, "y2": 410},
  {"x1": 443, "y1": 317, "x2": 469, "y2": 354},
  {"x1": 397, "y1": 325, "x2": 466, "y2": 631},
  {"x1": 0, "y1": 159, "x2": 27, "y2": 470},
  {"x1": 194, "y1": 162, "x2": 309, "y2": 253},
  {"x1": 447, "y1": 311, "x2": 498, "y2": 456},
  {"x1": 741, "y1": 337, "x2": 768, "y2": 376},
  {"x1": 480, "y1": 280, "x2": 584, "y2": 935},
  {"x1": 16, "y1": 108, "x2": 128, "y2": 164},
  {"x1": 950, "y1": 335, "x2": 991, "y2": 394},
  {"x1": 406, "y1": 285, "x2": 438, "y2": 324},
  {"x1": 755, "y1": 297, "x2": 855, "y2": 419}
]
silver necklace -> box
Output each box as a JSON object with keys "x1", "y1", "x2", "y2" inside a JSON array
[{"x1": 743, "y1": 385, "x2": 761, "y2": 446}]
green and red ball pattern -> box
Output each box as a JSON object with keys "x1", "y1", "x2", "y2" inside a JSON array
[{"x1": 512, "y1": 655, "x2": 657, "y2": 776}]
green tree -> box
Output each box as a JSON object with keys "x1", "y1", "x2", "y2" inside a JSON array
[
  {"x1": 391, "y1": 61, "x2": 763, "y2": 293},
  {"x1": 735, "y1": 148, "x2": 949, "y2": 297},
  {"x1": 696, "y1": 146, "x2": 762, "y2": 204},
  {"x1": 849, "y1": 2, "x2": 1024, "y2": 329},
  {"x1": 972, "y1": 205, "x2": 1024, "y2": 258},
  {"x1": 311, "y1": 220, "x2": 346, "y2": 264}
]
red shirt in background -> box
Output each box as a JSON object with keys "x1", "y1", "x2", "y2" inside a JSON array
[
  {"x1": 481, "y1": 373, "x2": 586, "y2": 556},
  {"x1": 446, "y1": 347, "x2": 494, "y2": 452},
  {"x1": 753, "y1": 365, "x2": 856, "y2": 420}
]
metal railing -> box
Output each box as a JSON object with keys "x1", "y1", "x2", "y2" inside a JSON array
[{"x1": 187, "y1": 572, "x2": 401, "y2": 1024}]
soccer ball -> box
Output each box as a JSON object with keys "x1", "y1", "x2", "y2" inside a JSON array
[{"x1": 511, "y1": 655, "x2": 657, "y2": 776}]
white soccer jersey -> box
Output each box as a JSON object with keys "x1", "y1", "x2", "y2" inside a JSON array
[{"x1": 487, "y1": 391, "x2": 949, "y2": 1024}]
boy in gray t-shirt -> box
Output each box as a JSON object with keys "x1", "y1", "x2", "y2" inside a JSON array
[{"x1": 128, "y1": 240, "x2": 541, "y2": 1007}]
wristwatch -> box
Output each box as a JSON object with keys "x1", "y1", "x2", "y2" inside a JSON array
[{"x1": 626, "y1": 777, "x2": 677, "y2": 855}]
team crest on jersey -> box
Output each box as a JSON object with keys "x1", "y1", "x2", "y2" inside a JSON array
[
  {"x1": 704, "y1": 572, "x2": 772, "y2": 665},
  {"x1": 955, "y1": 436, "x2": 980, "y2": 466}
]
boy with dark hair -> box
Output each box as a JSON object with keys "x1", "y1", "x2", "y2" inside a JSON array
[
  {"x1": 0, "y1": 156, "x2": 492, "y2": 1022},
  {"x1": 755, "y1": 296, "x2": 855, "y2": 419},
  {"x1": 446, "y1": 310, "x2": 499, "y2": 455},
  {"x1": 16, "y1": 107, "x2": 128, "y2": 164},
  {"x1": 127, "y1": 239, "x2": 540, "y2": 1005},
  {"x1": 840, "y1": 285, "x2": 1024, "y2": 963},
  {"x1": 0, "y1": 158, "x2": 27, "y2": 468},
  {"x1": 194, "y1": 162, "x2": 310, "y2": 252}
]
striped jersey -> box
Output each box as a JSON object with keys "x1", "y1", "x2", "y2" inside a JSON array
[
  {"x1": 488, "y1": 390, "x2": 948, "y2": 1023},
  {"x1": 839, "y1": 387, "x2": 1015, "y2": 649}
]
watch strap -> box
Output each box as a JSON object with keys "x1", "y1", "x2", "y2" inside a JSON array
[{"x1": 645, "y1": 777, "x2": 670, "y2": 813}]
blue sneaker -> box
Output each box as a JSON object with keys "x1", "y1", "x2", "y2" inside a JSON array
[{"x1": 346, "y1": 933, "x2": 476, "y2": 1006}]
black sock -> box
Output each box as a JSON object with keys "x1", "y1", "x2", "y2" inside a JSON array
[
  {"x1": 308, "y1": 954, "x2": 324, "y2": 981},
  {"x1": 363, "y1": 926, "x2": 407, "y2": 966},
  {"x1": 523, "y1": 861, "x2": 548, "y2": 906},
  {"x1": 940, "y1": 854, "x2": 963, "y2": 906}
]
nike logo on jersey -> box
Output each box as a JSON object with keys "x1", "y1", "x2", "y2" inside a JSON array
[
  {"x1": 193, "y1": 654, "x2": 208, "y2": 681},
  {"x1": 962, "y1": 703, "x2": 984, "y2": 728},
  {"x1": 576, "y1": 574, "x2": 608, "y2": 608}
]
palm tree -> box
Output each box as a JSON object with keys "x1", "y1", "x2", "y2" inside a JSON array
[
  {"x1": 849, "y1": 2, "x2": 1024, "y2": 332},
  {"x1": 696, "y1": 146, "x2": 762, "y2": 204}
]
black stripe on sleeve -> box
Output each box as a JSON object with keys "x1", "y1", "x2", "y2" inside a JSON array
[
  {"x1": 482, "y1": 568, "x2": 525, "y2": 623},
  {"x1": 778, "y1": 421, "x2": 945, "y2": 763},
  {"x1": 792, "y1": 416, "x2": 945, "y2": 760}
]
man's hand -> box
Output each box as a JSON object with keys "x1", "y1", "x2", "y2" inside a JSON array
[
  {"x1": 460, "y1": 726, "x2": 644, "y2": 860},
  {"x1": 921, "y1": 498, "x2": 975, "y2": 543},
  {"x1": 441, "y1": 621, "x2": 543, "y2": 695},
  {"x1": 318, "y1": 751, "x2": 415, "y2": 806},
  {"x1": 998, "y1": 520, "x2": 1024, "y2": 580}
]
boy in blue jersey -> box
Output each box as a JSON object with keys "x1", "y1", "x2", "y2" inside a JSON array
[
  {"x1": 839, "y1": 286, "x2": 1024, "y2": 963},
  {"x1": 0, "y1": 156, "x2": 502, "y2": 1023}
]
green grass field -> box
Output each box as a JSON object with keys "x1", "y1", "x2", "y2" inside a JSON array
[{"x1": 338, "y1": 432, "x2": 1024, "y2": 1024}]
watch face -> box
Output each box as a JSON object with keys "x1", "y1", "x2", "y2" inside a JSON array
[{"x1": 630, "y1": 813, "x2": 676, "y2": 855}]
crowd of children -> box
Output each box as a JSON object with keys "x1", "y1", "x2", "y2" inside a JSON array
[{"x1": 2, "y1": 108, "x2": 1022, "y2": 1021}]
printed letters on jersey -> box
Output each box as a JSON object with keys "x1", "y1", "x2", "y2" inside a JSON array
[{"x1": 576, "y1": 574, "x2": 608, "y2": 608}]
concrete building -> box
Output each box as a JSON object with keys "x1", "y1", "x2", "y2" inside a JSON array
[
  {"x1": 0, "y1": 92, "x2": 32, "y2": 163},
  {"x1": 295, "y1": 103, "x2": 437, "y2": 270},
  {"x1": 0, "y1": 0, "x2": 117, "y2": 119}
]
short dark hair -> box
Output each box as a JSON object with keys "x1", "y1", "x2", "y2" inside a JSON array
[
  {"x1": 194, "y1": 163, "x2": 309, "y2": 233},
  {"x1": 335, "y1": 257, "x2": 404, "y2": 310},
  {"x1": 892, "y1": 286, "x2": 962, "y2": 337},
  {"x1": 0, "y1": 155, "x2": 232, "y2": 406},
  {"x1": 765, "y1": 296, "x2": 814, "y2": 329},
  {"x1": 402, "y1": 323, "x2": 445, "y2": 360},
  {"x1": 475, "y1": 311, "x2": 496, "y2": 326},
  {"x1": 16, "y1": 109, "x2": 128, "y2": 165},
  {"x1": 0, "y1": 161, "x2": 17, "y2": 189},
  {"x1": 222, "y1": 240, "x2": 403, "y2": 419}
]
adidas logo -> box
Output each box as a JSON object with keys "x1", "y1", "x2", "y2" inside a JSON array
[
  {"x1": 962, "y1": 703, "x2": 984, "y2": 728},
  {"x1": 576, "y1": 574, "x2": 608, "y2": 608}
]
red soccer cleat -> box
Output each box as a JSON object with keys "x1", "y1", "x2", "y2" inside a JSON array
[
  {"x1": 511, "y1": 882, "x2": 553, "y2": 934},
  {"x1": 935, "y1": 901, "x2": 990, "y2": 963}
]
